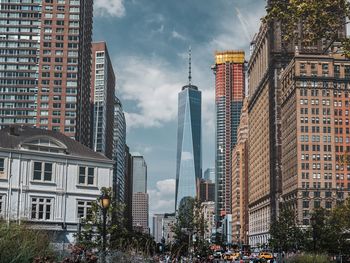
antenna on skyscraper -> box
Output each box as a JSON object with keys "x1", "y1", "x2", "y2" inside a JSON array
[{"x1": 188, "y1": 46, "x2": 192, "y2": 85}]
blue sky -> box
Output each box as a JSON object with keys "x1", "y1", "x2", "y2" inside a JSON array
[{"x1": 93, "y1": 0, "x2": 266, "y2": 218}]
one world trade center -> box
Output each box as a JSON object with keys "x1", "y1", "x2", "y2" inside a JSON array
[{"x1": 175, "y1": 48, "x2": 202, "y2": 211}]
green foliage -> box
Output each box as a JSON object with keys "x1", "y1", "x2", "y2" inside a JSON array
[
  {"x1": 269, "y1": 206, "x2": 306, "y2": 252},
  {"x1": 172, "y1": 197, "x2": 210, "y2": 258},
  {"x1": 76, "y1": 187, "x2": 156, "y2": 257},
  {"x1": 0, "y1": 221, "x2": 55, "y2": 263},
  {"x1": 264, "y1": 0, "x2": 350, "y2": 54},
  {"x1": 286, "y1": 253, "x2": 329, "y2": 263},
  {"x1": 76, "y1": 187, "x2": 127, "y2": 251}
]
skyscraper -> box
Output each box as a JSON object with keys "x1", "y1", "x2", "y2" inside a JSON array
[
  {"x1": 204, "y1": 167, "x2": 215, "y2": 182},
  {"x1": 113, "y1": 97, "x2": 126, "y2": 203},
  {"x1": 280, "y1": 50, "x2": 350, "y2": 225},
  {"x1": 175, "y1": 48, "x2": 202, "y2": 211},
  {"x1": 91, "y1": 42, "x2": 115, "y2": 159},
  {"x1": 131, "y1": 153, "x2": 149, "y2": 234},
  {"x1": 231, "y1": 98, "x2": 249, "y2": 245},
  {"x1": 0, "y1": 0, "x2": 93, "y2": 147},
  {"x1": 212, "y1": 51, "x2": 245, "y2": 220}
]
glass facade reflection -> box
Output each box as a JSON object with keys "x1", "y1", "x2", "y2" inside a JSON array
[{"x1": 175, "y1": 84, "x2": 202, "y2": 211}]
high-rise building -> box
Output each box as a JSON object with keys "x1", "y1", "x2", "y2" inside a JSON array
[
  {"x1": 124, "y1": 145, "x2": 133, "y2": 231},
  {"x1": 175, "y1": 49, "x2": 202, "y2": 211},
  {"x1": 231, "y1": 98, "x2": 249, "y2": 245},
  {"x1": 152, "y1": 214, "x2": 164, "y2": 243},
  {"x1": 212, "y1": 51, "x2": 245, "y2": 220},
  {"x1": 204, "y1": 167, "x2": 215, "y2": 182},
  {"x1": 131, "y1": 153, "x2": 149, "y2": 234},
  {"x1": 198, "y1": 179, "x2": 215, "y2": 203},
  {"x1": 280, "y1": 50, "x2": 350, "y2": 225},
  {"x1": 91, "y1": 42, "x2": 115, "y2": 159},
  {"x1": 0, "y1": 0, "x2": 93, "y2": 147},
  {"x1": 113, "y1": 97, "x2": 126, "y2": 203},
  {"x1": 201, "y1": 201, "x2": 215, "y2": 241},
  {"x1": 151, "y1": 213, "x2": 176, "y2": 244}
]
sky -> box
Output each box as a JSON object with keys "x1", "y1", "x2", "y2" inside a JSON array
[{"x1": 93, "y1": 0, "x2": 266, "y2": 220}]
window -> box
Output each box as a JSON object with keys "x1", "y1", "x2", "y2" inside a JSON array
[
  {"x1": 78, "y1": 167, "x2": 95, "y2": 185},
  {"x1": 77, "y1": 200, "x2": 92, "y2": 219},
  {"x1": 31, "y1": 197, "x2": 52, "y2": 220},
  {"x1": 33, "y1": 162, "x2": 53, "y2": 182},
  {"x1": 0, "y1": 158, "x2": 4, "y2": 173},
  {"x1": 0, "y1": 194, "x2": 4, "y2": 215}
]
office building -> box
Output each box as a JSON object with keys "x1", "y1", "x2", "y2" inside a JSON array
[
  {"x1": 212, "y1": 51, "x2": 245, "y2": 219},
  {"x1": 0, "y1": 126, "x2": 113, "y2": 243},
  {"x1": 152, "y1": 213, "x2": 176, "y2": 244},
  {"x1": 113, "y1": 97, "x2": 126, "y2": 203},
  {"x1": 198, "y1": 179, "x2": 215, "y2": 202},
  {"x1": 131, "y1": 153, "x2": 149, "y2": 233},
  {"x1": 153, "y1": 214, "x2": 164, "y2": 243},
  {"x1": 91, "y1": 42, "x2": 115, "y2": 159},
  {"x1": 201, "y1": 201, "x2": 215, "y2": 241},
  {"x1": 175, "y1": 49, "x2": 202, "y2": 211},
  {"x1": 124, "y1": 145, "x2": 133, "y2": 231},
  {"x1": 246, "y1": 12, "x2": 347, "y2": 246},
  {"x1": 280, "y1": 50, "x2": 350, "y2": 224},
  {"x1": 204, "y1": 167, "x2": 215, "y2": 182},
  {"x1": 0, "y1": 0, "x2": 94, "y2": 147},
  {"x1": 231, "y1": 98, "x2": 249, "y2": 244}
]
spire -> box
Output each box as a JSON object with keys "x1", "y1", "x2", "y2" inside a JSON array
[{"x1": 188, "y1": 46, "x2": 192, "y2": 85}]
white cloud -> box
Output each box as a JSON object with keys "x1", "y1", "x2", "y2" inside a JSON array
[
  {"x1": 181, "y1": 151, "x2": 193, "y2": 161},
  {"x1": 94, "y1": 0, "x2": 125, "y2": 17},
  {"x1": 148, "y1": 179, "x2": 176, "y2": 216},
  {"x1": 118, "y1": 56, "x2": 180, "y2": 129},
  {"x1": 172, "y1": 30, "x2": 187, "y2": 41}
]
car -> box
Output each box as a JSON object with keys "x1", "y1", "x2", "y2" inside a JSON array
[
  {"x1": 223, "y1": 252, "x2": 234, "y2": 261},
  {"x1": 258, "y1": 251, "x2": 274, "y2": 260},
  {"x1": 213, "y1": 250, "x2": 224, "y2": 259}
]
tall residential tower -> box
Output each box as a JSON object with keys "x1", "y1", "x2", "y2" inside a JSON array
[
  {"x1": 212, "y1": 51, "x2": 245, "y2": 220},
  {"x1": 0, "y1": 0, "x2": 93, "y2": 147},
  {"x1": 175, "y1": 48, "x2": 202, "y2": 211}
]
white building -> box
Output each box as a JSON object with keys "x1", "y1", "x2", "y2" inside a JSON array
[
  {"x1": 201, "y1": 201, "x2": 215, "y2": 241},
  {"x1": 0, "y1": 127, "x2": 113, "y2": 243}
]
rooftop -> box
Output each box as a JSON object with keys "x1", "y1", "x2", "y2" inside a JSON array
[{"x1": 0, "y1": 126, "x2": 110, "y2": 161}]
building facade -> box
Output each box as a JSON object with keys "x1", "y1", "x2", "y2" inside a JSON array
[
  {"x1": 131, "y1": 153, "x2": 149, "y2": 234},
  {"x1": 204, "y1": 167, "x2": 215, "y2": 182},
  {"x1": 175, "y1": 51, "x2": 202, "y2": 211},
  {"x1": 0, "y1": 0, "x2": 93, "y2": 147},
  {"x1": 198, "y1": 179, "x2": 215, "y2": 202},
  {"x1": 90, "y1": 42, "x2": 115, "y2": 159},
  {"x1": 152, "y1": 213, "x2": 164, "y2": 243},
  {"x1": 152, "y1": 213, "x2": 176, "y2": 244},
  {"x1": 212, "y1": 51, "x2": 245, "y2": 220},
  {"x1": 281, "y1": 51, "x2": 350, "y2": 224},
  {"x1": 231, "y1": 98, "x2": 249, "y2": 245},
  {"x1": 0, "y1": 126, "x2": 113, "y2": 242},
  {"x1": 201, "y1": 201, "x2": 215, "y2": 242},
  {"x1": 113, "y1": 97, "x2": 126, "y2": 204}
]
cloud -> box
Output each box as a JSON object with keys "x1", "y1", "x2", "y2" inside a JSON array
[
  {"x1": 94, "y1": 0, "x2": 125, "y2": 17},
  {"x1": 148, "y1": 179, "x2": 176, "y2": 216},
  {"x1": 172, "y1": 30, "x2": 187, "y2": 41},
  {"x1": 181, "y1": 151, "x2": 193, "y2": 161},
  {"x1": 118, "y1": 56, "x2": 180, "y2": 129}
]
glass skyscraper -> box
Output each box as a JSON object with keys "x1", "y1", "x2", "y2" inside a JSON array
[{"x1": 175, "y1": 50, "x2": 202, "y2": 211}]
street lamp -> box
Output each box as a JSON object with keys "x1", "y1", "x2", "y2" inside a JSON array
[
  {"x1": 310, "y1": 214, "x2": 317, "y2": 263},
  {"x1": 100, "y1": 193, "x2": 110, "y2": 256}
]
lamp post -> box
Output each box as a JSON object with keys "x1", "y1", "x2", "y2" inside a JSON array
[
  {"x1": 100, "y1": 193, "x2": 110, "y2": 260},
  {"x1": 310, "y1": 215, "x2": 316, "y2": 263}
]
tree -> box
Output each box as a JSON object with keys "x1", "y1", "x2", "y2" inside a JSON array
[
  {"x1": 264, "y1": 0, "x2": 350, "y2": 56},
  {"x1": 172, "y1": 197, "x2": 210, "y2": 258},
  {"x1": 269, "y1": 206, "x2": 306, "y2": 252},
  {"x1": 76, "y1": 187, "x2": 127, "y2": 252}
]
